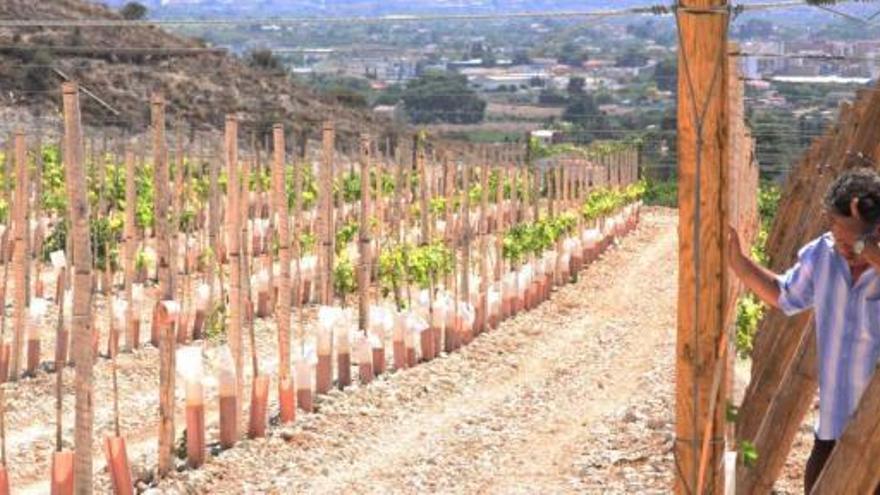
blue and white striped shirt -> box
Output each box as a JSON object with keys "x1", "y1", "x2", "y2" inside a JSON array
[{"x1": 777, "y1": 233, "x2": 880, "y2": 440}]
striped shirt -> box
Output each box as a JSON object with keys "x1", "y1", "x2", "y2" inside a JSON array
[{"x1": 777, "y1": 233, "x2": 880, "y2": 440}]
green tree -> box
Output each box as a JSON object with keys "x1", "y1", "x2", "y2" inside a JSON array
[
  {"x1": 558, "y1": 42, "x2": 589, "y2": 68},
  {"x1": 616, "y1": 47, "x2": 649, "y2": 68},
  {"x1": 538, "y1": 88, "x2": 567, "y2": 105},
  {"x1": 402, "y1": 72, "x2": 486, "y2": 124},
  {"x1": 653, "y1": 57, "x2": 677, "y2": 93},
  {"x1": 512, "y1": 50, "x2": 532, "y2": 66},
  {"x1": 248, "y1": 49, "x2": 282, "y2": 71},
  {"x1": 749, "y1": 109, "x2": 800, "y2": 177},
  {"x1": 567, "y1": 76, "x2": 586, "y2": 96},
  {"x1": 563, "y1": 94, "x2": 607, "y2": 142},
  {"x1": 481, "y1": 49, "x2": 497, "y2": 68},
  {"x1": 120, "y1": 2, "x2": 148, "y2": 20},
  {"x1": 374, "y1": 84, "x2": 404, "y2": 106}
]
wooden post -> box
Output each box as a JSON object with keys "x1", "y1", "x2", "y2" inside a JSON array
[
  {"x1": 225, "y1": 115, "x2": 243, "y2": 437},
  {"x1": 478, "y1": 153, "x2": 489, "y2": 333},
  {"x1": 319, "y1": 121, "x2": 335, "y2": 305},
  {"x1": 240, "y1": 155, "x2": 253, "y2": 352},
  {"x1": 358, "y1": 135, "x2": 372, "y2": 334},
  {"x1": 172, "y1": 124, "x2": 184, "y2": 289},
  {"x1": 32, "y1": 132, "x2": 43, "y2": 301},
  {"x1": 292, "y1": 139, "x2": 305, "y2": 342},
  {"x1": 272, "y1": 125, "x2": 294, "y2": 423},
  {"x1": 675, "y1": 2, "x2": 729, "y2": 493},
  {"x1": 2, "y1": 135, "x2": 11, "y2": 265},
  {"x1": 10, "y1": 132, "x2": 27, "y2": 381},
  {"x1": 393, "y1": 140, "x2": 404, "y2": 246},
  {"x1": 495, "y1": 150, "x2": 505, "y2": 284},
  {"x1": 208, "y1": 140, "x2": 221, "y2": 280},
  {"x1": 518, "y1": 155, "x2": 527, "y2": 224},
  {"x1": 62, "y1": 82, "x2": 95, "y2": 495},
  {"x1": 444, "y1": 156, "x2": 455, "y2": 290},
  {"x1": 461, "y1": 156, "x2": 471, "y2": 308},
  {"x1": 416, "y1": 135, "x2": 429, "y2": 246},
  {"x1": 152, "y1": 93, "x2": 176, "y2": 478},
  {"x1": 123, "y1": 149, "x2": 136, "y2": 352}
]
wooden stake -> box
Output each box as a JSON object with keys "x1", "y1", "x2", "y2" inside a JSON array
[
  {"x1": 242, "y1": 156, "x2": 258, "y2": 379},
  {"x1": 2, "y1": 136, "x2": 11, "y2": 265},
  {"x1": 416, "y1": 134, "x2": 429, "y2": 247},
  {"x1": 495, "y1": 152, "x2": 505, "y2": 284},
  {"x1": 62, "y1": 81, "x2": 94, "y2": 495},
  {"x1": 33, "y1": 132, "x2": 43, "y2": 300},
  {"x1": 225, "y1": 115, "x2": 244, "y2": 437},
  {"x1": 55, "y1": 267, "x2": 66, "y2": 451},
  {"x1": 272, "y1": 125, "x2": 294, "y2": 423},
  {"x1": 478, "y1": 155, "x2": 489, "y2": 334},
  {"x1": 675, "y1": 3, "x2": 729, "y2": 493},
  {"x1": 319, "y1": 121, "x2": 335, "y2": 305},
  {"x1": 292, "y1": 140, "x2": 305, "y2": 352},
  {"x1": 152, "y1": 93, "x2": 176, "y2": 478},
  {"x1": 208, "y1": 140, "x2": 221, "y2": 294},
  {"x1": 123, "y1": 149, "x2": 136, "y2": 352},
  {"x1": 358, "y1": 135, "x2": 372, "y2": 334},
  {"x1": 10, "y1": 132, "x2": 27, "y2": 381},
  {"x1": 461, "y1": 156, "x2": 471, "y2": 313}
]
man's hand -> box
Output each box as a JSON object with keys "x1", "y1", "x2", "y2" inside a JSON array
[{"x1": 725, "y1": 224, "x2": 783, "y2": 310}]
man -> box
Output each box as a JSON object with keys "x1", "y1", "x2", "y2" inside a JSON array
[{"x1": 728, "y1": 168, "x2": 880, "y2": 494}]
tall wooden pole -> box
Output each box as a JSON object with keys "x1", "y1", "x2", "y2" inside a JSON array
[
  {"x1": 495, "y1": 149, "x2": 505, "y2": 284},
  {"x1": 225, "y1": 115, "x2": 243, "y2": 437},
  {"x1": 358, "y1": 135, "x2": 372, "y2": 333},
  {"x1": 478, "y1": 152, "x2": 489, "y2": 333},
  {"x1": 416, "y1": 134, "x2": 429, "y2": 246},
  {"x1": 32, "y1": 132, "x2": 42, "y2": 302},
  {"x1": 292, "y1": 138, "x2": 305, "y2": 350},
  {"x1": 62, "y1": 82, "x2": 95, "y2": 495},
  {"x1": 319, "y1": 121, "x2": 335, "y2": 305},
  {"x1": 272, "y1": 125, "x2": 293, "y2": 421},
  {"x1": 208, "y1": 140, "x2": 221, "y2": 291},
  {"x1": 10, "y1": 132, "x2": 27, "y2": 381},
  {"x1": 461, "y1": 155, "x2": 471, "y2": 304},
  {"x1": 675, "y1": 2, "x2": 729, "y2": 493},
  {"x1": 152, "y1": 93, "x2": 177, "y2": 478},
  {"x1": 123, "y1": 149, "x2": 136, "y2": 352}
]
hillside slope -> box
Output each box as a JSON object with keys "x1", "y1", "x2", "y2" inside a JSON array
[{"x1": 0, "y1": 0, "x2": 385, "y2": 137}]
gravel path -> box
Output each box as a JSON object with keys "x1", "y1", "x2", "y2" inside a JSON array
[{"x1": 156, "y1": 208, "x2": 679, "y2": 494}]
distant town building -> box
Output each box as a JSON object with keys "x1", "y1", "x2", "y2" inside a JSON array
[{"x1": 530, "y1": 130, "x2": 557, "y2": 145}]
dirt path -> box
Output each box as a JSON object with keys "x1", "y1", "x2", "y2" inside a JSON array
[{"x1": 159, "y1": 209, "x2": 679, "y2": 494}]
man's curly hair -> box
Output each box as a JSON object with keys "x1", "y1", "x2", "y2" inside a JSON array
[{"x1": 824, "y1": 167, "x2": 880, "y2": 224}]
